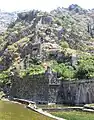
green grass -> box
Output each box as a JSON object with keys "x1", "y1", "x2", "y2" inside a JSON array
[
  {"x1": 51, "y1": 111, "x2": 94, "y2": 120},
  {"x1": 0, "y1": 101, "x2": 54, "y2": 120}
]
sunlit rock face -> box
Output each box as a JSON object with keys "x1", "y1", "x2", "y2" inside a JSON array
[{"x1": 0, "y1": 11, "x2": 17, "y2": 33}]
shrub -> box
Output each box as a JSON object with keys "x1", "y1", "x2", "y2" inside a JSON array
[
  {"x1": 52, "y1": 61, "x2": 75, "y2": 79},
  {"x1": 19, "y1": 64, "x2": 45, "y2": 78},
  {"x1": 0, "y1": 71, "x2": 10, "y2": 84},
  {"x1": 76, "y1": 55, "x2": 94, "y2": 79},
  {"x1": 60, "y1": 41, "x2": 69, "y2": 49}
]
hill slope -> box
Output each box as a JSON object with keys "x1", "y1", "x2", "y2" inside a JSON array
[
  {"x1": 0, "y1": 5, "x2": 94, "y2": 80},
  {"x1": 0, "y1": 11, "x2": 17, "y2": 33}
]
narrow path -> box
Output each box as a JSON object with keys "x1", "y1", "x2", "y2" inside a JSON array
[{"x1": 27, "y1": 104, "x2": 66, "y2": 120}]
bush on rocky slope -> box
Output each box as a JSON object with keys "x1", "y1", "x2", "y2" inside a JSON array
[{"x1": 0, "y1": 5, "x2": 94, "y2": 81}]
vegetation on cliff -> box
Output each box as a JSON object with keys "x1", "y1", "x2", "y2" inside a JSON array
[{"x1": 0, "y1": 4, "x2": 94, "y2": 82}]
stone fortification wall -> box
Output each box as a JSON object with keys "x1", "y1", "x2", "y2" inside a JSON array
[
  {"x1": 59, "y1": 80, "x2": 94, "y2": 105},
  {"x1": 10, "y1": 69, "x2": 94, "y2": 105},
  {"x1": 10, "y1": 68, "x2": 61, "y2": 104}
]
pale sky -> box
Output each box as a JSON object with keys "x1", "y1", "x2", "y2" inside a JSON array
[{"x1": 0, "y1": 0, "x2": 94, "y2": 12}]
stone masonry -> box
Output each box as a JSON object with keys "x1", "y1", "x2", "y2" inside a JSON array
[
  {"x1": 10, "y1": 68, "x2": 94, "y2": 105},
  {"x1": 10, "y1": 67, "x2": 61, "y2": 104}
]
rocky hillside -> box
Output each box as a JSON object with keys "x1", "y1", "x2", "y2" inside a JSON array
[
  {"x1": 1, "y1": 4, "x2": 94, "y2": 80},
  {"x1": 0, "y1": 11, "x2": 17, "y2": 33}
]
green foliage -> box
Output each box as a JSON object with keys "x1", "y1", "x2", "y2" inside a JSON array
[
  {"x1": 52, "y1": 61, "x2": 75, "y2": 79},
  {"x1": 19, "y1": 70, "x2": 27, "y2": 78},
  {"x1": 17, "y1": 54, "x2": 94, "y2": 80},
  {"x1": 76, "y1": 55, "x2": 94, "y2": 79},
  {"x1": 19, "y1": 64, "x2": 45, "y2": 78},
  {"x1": 0, "y1": 71, "x2": 10, "y2": 84},
  {"x1": 28, "y1": 64, "x2": 45, "y2": 75},
  {"x1": 60, "y1": 41, "x2": 69, "y2": 49},
  {"x1": 0, "y1": 71, "x2": 9, "y2": 79}
]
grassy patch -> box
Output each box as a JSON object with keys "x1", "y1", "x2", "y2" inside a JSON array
[{"x1": 51, "y1": 111, "x2": 94, "y2": 120}]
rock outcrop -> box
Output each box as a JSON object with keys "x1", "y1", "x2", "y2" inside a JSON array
[{"x1": 0, "y1": 11, "x2": 17, "y2": 33}]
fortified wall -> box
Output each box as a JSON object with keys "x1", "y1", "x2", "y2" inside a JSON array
[
  {"x1": 10, "y1": 67, "x2": 61, "y2": 104},
  {"x1": 59, "y1": 80, "x2": 94, "y2": 105},
  {"x1": 10, "y1": 68, "x2": 94, "y2": 105}
]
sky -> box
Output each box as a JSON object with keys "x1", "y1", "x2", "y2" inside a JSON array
[{"x1": 0, "y1": 0, "x2": 94, "y2": 12}]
